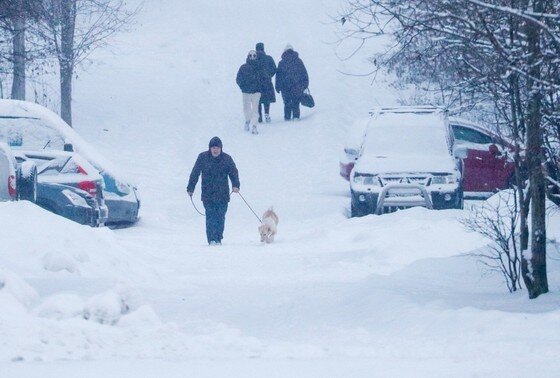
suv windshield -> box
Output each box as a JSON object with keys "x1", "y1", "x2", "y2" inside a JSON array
[
  {"x1": 0, "y1": 117, "x2": 65, "y2": 150},
  {"x1": 363, "y1": 115, "x2": 451, "y2": 158}
]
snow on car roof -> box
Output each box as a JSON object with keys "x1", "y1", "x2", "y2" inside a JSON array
[
  {"x1": 0, "y1": 100, "x2": 128, "y2": 181},
  {"x1": 355, "y1": 111, "x2": 456, "y2": 174}
]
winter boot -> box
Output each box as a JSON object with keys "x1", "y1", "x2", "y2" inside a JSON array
[
  {"x1": 251, "y1": 124, "x2": 258, "y2": 134},
  {"x1": 265, "y1": 114, "x2": 271, "y2": 123},
  {"x1": 244, "y1": 121, "x2": 250, "y2": 131}
]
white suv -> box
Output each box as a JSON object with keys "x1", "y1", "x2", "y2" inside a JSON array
[{"x1": 345, "y1": 107, "x2": 463, "y2": 217}]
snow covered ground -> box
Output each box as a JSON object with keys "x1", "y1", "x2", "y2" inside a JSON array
[{"x1": 2, "y1": 0, "x2": 560, "y2": 376}]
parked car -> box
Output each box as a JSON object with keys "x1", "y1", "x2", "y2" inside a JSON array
[
  {"x1": 13, "y1": 150, "x2": 109, "y2": 226},
  {"x1": 0, "y1": 100, "x2": 140, "y2": 225},
  {"x1": 0, "y1": 142, "x2": 37, "y2": 202},
  {"x1": 343, "y1": 106, "x2": 463, "y2": 217},
  {"x1": 340, "y1": 108, "x2": 516, "y2": 199},
  {"x1": 449, "y1": 117, "x2": 515, "y2": 197}
]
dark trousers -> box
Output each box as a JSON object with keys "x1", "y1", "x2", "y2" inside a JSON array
[
  {"x1": 204, "y1": 201, "x2": 228, "y2": 244},
  {"x1": 258, "y1": 101, "x2": 270, "y2": 121},
  {"x1": 282, "y1": 92, "x2": 300, "y2": 120}
]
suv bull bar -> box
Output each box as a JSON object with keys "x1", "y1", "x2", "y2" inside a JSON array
[{"x1": 375, "y1": 183, "x2": 433, "y2": 214}]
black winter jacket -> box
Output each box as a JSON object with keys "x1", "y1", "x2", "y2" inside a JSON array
[
  {"x1": 275, "y1": 49, "x2": 309, "y2": 97},
  {"x1": 256, "y1": 51, "x2": 277, "y2": 103},
  {"x1": 187, "y1": 151, "x2": 240, "y2": 203},
  {"x1": 236, "y1": 59, "x2": 264, "y2": 94}
]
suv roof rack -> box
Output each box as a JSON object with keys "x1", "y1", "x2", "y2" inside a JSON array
[{"x1": 369, "y1": 105, "x2": 444, "y2": 116}]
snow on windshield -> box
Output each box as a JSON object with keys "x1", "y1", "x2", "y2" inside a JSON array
[
  {"x1": 0, "y1": 100, "x2": 129, "y2": 181},
  {"x1": 362, "y1": 113, "x2": 451, "y2": 158},
  {"x1": 0, "y1": 117, "x2": 66, "y2": 151}
]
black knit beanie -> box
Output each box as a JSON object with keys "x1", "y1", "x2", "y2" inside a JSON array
[{"x1": 208, "y1": 136, "x2": 223, "y2": 149}]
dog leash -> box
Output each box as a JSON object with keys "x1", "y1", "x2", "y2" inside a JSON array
[
  {"x1": 189, "y1": 195, "x2": 206, "y2": 216},
  {"x1": 234, "y1": 191, "x2": 262, "y2": 223},
  {"x1": 190, "y1": 191, "x2": 262, "y2": 223}
]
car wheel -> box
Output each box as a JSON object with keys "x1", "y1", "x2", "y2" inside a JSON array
[
  {"x1": 351, "y1": 203, "x2": 362, "y2": 217},
  {"x1": 17, "y1": 162, "x2": 37, "y2": 203},
  {"x1": 456, "y1": 191, "x2": 464, "y2": 209}
]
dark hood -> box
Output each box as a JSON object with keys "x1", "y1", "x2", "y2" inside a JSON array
[
  {"x1": 208, "y1": 136, "x2": 223, "y2": 150},
  {"x1": 281, "y1": 49, "x2": 299, "y2": 60}
]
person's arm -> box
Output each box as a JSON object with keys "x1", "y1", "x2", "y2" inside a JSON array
[
  {"x1": 187, "y1": 154, "x2": 203, "y2": 195},
  {"x1": 300, "y1": 60, "x2": 309, "y2": 89},
  {"x1": 228, "y1": 156, "x2": 240, "y2": 192},
  {"x1": 236, "y1": 66, "x2": 244, "y2": 90},
  {"x1": 275, "y1": 62, "x2": 283, "y2": 93},
  {"x1": 269, "y1": 56, "x2": 277, "y2": 78}
]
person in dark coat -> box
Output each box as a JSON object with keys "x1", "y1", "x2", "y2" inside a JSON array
[
  {"x1": 255, "y1": 42, "x2": 276, "y2": 123},
  {"x1": 236, "y1": 50, "x2": 264, "y2": 134},
  {"x1": 187, "y1": 137, "x2": 240, "y2": 245},
  {"x1": 275, "y1": 44, "x2": 309, "y2": 121}
]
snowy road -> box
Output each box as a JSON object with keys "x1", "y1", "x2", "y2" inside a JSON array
[{"x1": 2, "y1": 0, "x2": 560, "y2": 376}]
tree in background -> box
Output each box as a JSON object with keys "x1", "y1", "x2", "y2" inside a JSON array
[
  {"x1": 337, "y1": 0, "x2": 560, "y2": 298},
  {"x1": 35, "y1": 0, "x2": 135, "y2": 126},
  {"x1": 0, "y1": 0, "x2": 42, "y2": 100}
]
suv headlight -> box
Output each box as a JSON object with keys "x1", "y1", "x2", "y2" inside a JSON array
[
  {"x1": 353, "y1": 173, "x2": 381, "y2": 186},
  {"x1": 431, "y1": 174, "x2": 457, "y2": 185}
]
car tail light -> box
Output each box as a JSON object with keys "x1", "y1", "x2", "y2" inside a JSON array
[
  {"x1": 78, "y1": 180, "x2": 97, "y2": 196},
  {"x1": 8, "y1": 175, "x2": 16, "y2": 199},
  {"x1": 76, "y1": 165, "x2": 87, "y2": 174}
]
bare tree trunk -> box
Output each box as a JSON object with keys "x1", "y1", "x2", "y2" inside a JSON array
[
  {"x1": 59, "y1": 0, "x2": 76, "y2": 126},
  {"x1": 11, "y1": 14, "x2": 26, "y2": 100},
  {"x1": 509, "y1": 74, "x2": 530, "y2": 253},
  {"x1": 521, "y1": 0, "x2": 548, "y2": 299}
]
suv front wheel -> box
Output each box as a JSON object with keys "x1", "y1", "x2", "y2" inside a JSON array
[{"x1": 350, "y1": 191, "x2": 376, "y2": 217}]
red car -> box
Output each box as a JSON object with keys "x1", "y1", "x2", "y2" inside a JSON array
[
  {"x1": 340, "y1": 114, "x2": 516, "y2": 198},
  {"x1": 449, "y1": 118, "x2": 516, "y2": 197}
]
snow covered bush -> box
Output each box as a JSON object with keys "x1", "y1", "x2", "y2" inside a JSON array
[
  {"x1": 83, "y1": 290, "x2": 131, "y2": 325},
  {"x1": 461, "y1": 191, "x2": 522, "y2": 292}
]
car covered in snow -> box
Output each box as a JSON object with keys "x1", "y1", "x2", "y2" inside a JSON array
[
  {"x1": 344, "y1": 106, "x2": 463, "y2": 217},
  {"x1": 340, "y1": 108, "x2": 517, "y2": 200},
  {"x1": 0, "y1": 100, "x2": 140, "y2": 225},
  {"x1": 14, "y1": 150, "x2": 109, "y2": 226},
  {"x1": 0, "y1": 142, "x2": 37, "y2": 202}
]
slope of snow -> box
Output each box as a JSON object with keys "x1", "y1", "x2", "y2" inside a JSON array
[{"x1": 2, "y1": 0, "x2": 560, "y2": 376}]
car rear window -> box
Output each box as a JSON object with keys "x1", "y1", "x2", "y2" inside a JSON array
[{"x1": 38, "y1": 156, "x2": 71, "y2": 176}]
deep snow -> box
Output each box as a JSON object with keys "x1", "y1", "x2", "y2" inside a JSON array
[{"x1": 1, "y1": 0, "x2": 560, "y2": 377}]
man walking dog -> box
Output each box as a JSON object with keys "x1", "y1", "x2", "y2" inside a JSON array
[{"x1": 187, "y1": 137, "x2": 240, "y2": 245}]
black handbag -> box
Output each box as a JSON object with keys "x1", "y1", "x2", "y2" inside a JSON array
[{"x1": 300, "y1": 88, "x2": 315, "y2": 108}]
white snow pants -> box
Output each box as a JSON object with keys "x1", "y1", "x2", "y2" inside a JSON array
[{"x1": 243, "y1": 92, "x2": 261, "y2": 126}]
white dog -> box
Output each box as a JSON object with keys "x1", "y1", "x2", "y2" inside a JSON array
[{"x1": 259, "y1": 208, "x2": 279, "y2": 243}]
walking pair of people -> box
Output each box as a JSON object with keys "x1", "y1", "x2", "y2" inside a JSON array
[{"x1": 236, "y1": 42, "x2": 309, "y2": 134}]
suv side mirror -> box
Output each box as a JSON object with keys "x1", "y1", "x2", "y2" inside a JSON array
[
  {"x1": 489, "y1": 144, "x2": 501, "y2": 156},
  {"x1": 63, "y1": 143, "x2": 74, "y2": 152},
  {"x1": 344, "y1": 148, "x2": 360, "y2": 161},
  {"x1": 454, "y1": 146, "x2": 468, "y2": 159}
]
